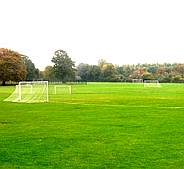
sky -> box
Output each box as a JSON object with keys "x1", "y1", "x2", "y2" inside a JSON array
[{"x1": 1, "y1": 0, "x2": 184, "y2": 70}]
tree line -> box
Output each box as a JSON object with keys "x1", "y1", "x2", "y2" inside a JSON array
[
  {"x1": 75, "y1": 61, "x2": 184, "y2": 83},
  {"x1": 0, "y1": 48, "x2": 184, "y2": 85}
]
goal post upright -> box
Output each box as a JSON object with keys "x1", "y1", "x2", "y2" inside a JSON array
[
  {"x1": 46, "y1": 81, "x2": 49, "y2": 102},
  {"x1": 18, "y1": 83, "x2": 22, "y2": 101}
]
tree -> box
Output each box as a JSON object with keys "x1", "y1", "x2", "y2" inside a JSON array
[
  {"x1": 51, "y1": 50, "x2": 76, "y2": 82},
  {"x1": 173, "y1": 63, "x2": 184, "y2": 74},
  {"x1": 100, "y1": 63, "x2": 118, "y2": 81},
  {"x1": 0, "y1": 48, "x2": 27, "y2": 85},
  {"x1": 98, "y1": 59, "x2": 107, "y2": 68},
  {"x1": 76, "y1": 63, "x2": 101, "y2": 81},
  {"x1": 122, "y1": 65, "x2": 133, "y2": 81},
  {"x1": 90, "y1": 65, "x2": 101, "y2": 81},
  {"x1": 22, "y1": 55, "x2": 39, "y2": 80},
  {"x1": 76, "y1": 63, "x2": 91, "y2": 81},
  {"x1": 142, "y1": 72, "x2": 154, "y2": 81},
  {"x1": 43, "y1": 66, "x2": 55, "y2": 81},
  {"x1": 132, "y1": 68, "x2": 145, "y2": 79}
]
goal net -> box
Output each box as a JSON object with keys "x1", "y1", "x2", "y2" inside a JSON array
[
  {"x1": 143, "y1": 80, "x2": 162, "y2": 87},
  {"x1": 4, "y1": 81, "x2": 48, "y2": 103}
]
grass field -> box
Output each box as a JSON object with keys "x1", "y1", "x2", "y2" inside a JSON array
[{"x1": 0, "y1": 82, "x2": 184, "y2": 168}]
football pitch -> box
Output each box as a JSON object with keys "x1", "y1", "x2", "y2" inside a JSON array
[{"x1": 0, "y1": 82, "x2": 184, "y2": 168}]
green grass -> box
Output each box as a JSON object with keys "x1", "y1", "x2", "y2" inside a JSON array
[{"x1": 0, "y1": 83, "x2": 184, "y2": 168}]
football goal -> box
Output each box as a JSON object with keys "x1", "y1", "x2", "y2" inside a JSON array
[
  {"x1": 143, "y1": 80, "x2": 162, "y2": 87},
  {"x1": 54, "y1": 85, "x2": 72, "y2": 95},
  {"x1": 4, "y1": 81, "x2": 49, "y2": 103},
  {"x1": 132, "y1": 79, "x2": 143, "y2": 83}
]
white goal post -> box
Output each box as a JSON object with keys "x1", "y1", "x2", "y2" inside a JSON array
[
  {"x1": 4, "y1": 81, "x2": 49, "y2": 103},
  {"x1": 54, "y1": 85, "x2": 72, "y2": 95},
  {"x1": 143, "y1": 80, "x2": 162, "y2": 87}
]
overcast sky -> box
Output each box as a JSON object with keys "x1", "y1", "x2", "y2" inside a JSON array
[{"x1": 1, "y1": 0, "x2": 184, "y2": 70}]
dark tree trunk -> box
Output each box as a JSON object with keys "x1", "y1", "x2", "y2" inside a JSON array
[{"x1": 2, "y1": 81, "x2": 6, "y2": 86}]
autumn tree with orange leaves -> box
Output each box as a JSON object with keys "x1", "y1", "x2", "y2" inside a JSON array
[{"x1": 0, "y1": 48, "x2": 27, "y2": 85}]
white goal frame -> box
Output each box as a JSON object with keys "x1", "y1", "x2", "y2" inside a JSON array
[
  {"x1": 18, "y1": 81, "x2": 49, "y2": 102},
  {"x1": 143, "y1": 80, "x2": 161, "y2": 87},
  {"x1": 4, "y1": 81, "x2": 49, "y2": 103},
  {"x1": 132, "y1": 79, "x2": 143, "y2": 83},
  {"x1": 54, "y1": 85, "x2": 72, "y2": 95}
]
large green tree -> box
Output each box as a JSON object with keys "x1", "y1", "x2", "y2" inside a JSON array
[
  {"x1": 43, "y1": 66, "x2": 55, "y2": 81},
  {"x1": 100, "y1": 63, "x2": 118, "y2": 81},
  {"x1": 76, "y1": 63, "x2": 101, "y2": 81},
  {"x1": 22, "y1": 55, "x2": 39, "y2": 80},
  {"x1": 0, "y1": 48, "x2": 27, "y2": 85},
  {"x1": 51, "y1": 50, "x2": 76, "y2": 82}
]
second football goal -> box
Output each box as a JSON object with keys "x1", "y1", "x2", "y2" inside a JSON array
[
  {"x1": 54, "y1": 85, "x2": 72, "y2": 95},
  {"x1": 143, "y1": 80, "x2": 162, "y2": 87}
]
